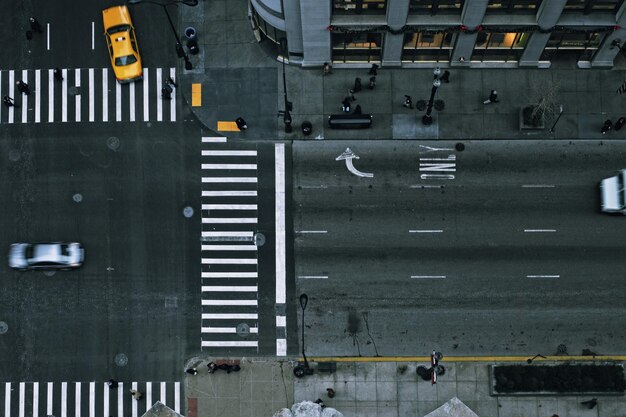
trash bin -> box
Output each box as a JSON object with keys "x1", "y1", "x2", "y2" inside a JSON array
[
  {"x1": 301, "y1": 121, "x2": 312, "y2": 136},
  {"x1": 188, "y1": 39, "x2": 199, "y2": 55},
  {"x1": 184, "y1": 27, "x2": 197, "y2": 41}
]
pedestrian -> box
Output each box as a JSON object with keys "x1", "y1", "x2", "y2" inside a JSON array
[
  {"x1": 615, "y1": 116, "x2": 625, "y2": 131},
  {"x1": 161, "y1": 86, "x2": 172, "y2": 100},
  {"x1": 353, "y1": 77, "x2": 362, "y2": 93},
  {"x1": 186, "y1": 368, "x2": 198, "y2": 375},
  {"x1": 29, "y1": 17, "x2": 43, "y2": 33},
  {"x1": 26, "y1": 30, "x2": 32, "y2": 41},
  {"x1": 368, "y1": 63, "x2": 378, "y2": 75},
  {"x1": 323, "y1": 62, "x2": 332, "y2": 75},
  {"x1": 483, "y1": 89, "x2": 498, "y2": 104},
  {"x1": 581, "y1": 398, "x2": 597, "y2": 409},
  {"x1": 314, "y1": 398, "x2": 326, "y2": 409},
  {"x1": 353, "y1": 105, "x2": 362, "y2": 115},
  {"x1": 368, "y1": 76, "x2": 376, "y2": 89},
  {"x1": 440, "y1": 70, "x2": 450, "y2": 83},
  {"x1": 601, "y1": 119, "x2": 613, "y2": 134},
  {"x1": 107, "y1": 379, "x2": 118, "y2": 389},
  {"x1": 54, "y1": 68, "x2": 63, "y2": 82},
  {"x1": 403, "y1": 95, "x2": 413, "y2": 109},
  {"x1": 326, "y1": 388, "x2": 336, "y2": 398},
  {"x1": 16, "y1": 81, "x2": 30, "y2": 95},
  {"x1": 342, "y1": 97, "x2": 351, "y2": 113},
  {"x1": 165, "y1": 76, "x2": 177, "y2": 88},
  {"x1": 235, "y1": 117, "x2": 248, "y2": 130},
  {"x1": 129, "y1": 389, "x2": 143, "y2": 400},
  {"x1": 3, "y1": 96, "x2": 15, "y2": 107},
  {"x1": 207, "y1": 362, "x2": 217, "y2": 373},
  {"x1": 551, "y1": 415, "x2": 559, "y2": 417},
  {"x1": 348, "y1": 88, "x2": 356, "y2": 101}
]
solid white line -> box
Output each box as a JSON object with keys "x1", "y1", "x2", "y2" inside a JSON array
[
  {"x1": 202, "y1": 272, "x2": 258, "y2": 278},
  {"x1": 202, "y1": 313, "x2": 258, "y2": 319},
  {"x1": 48, "y1": 69, "x2": 54, "y2": 122},
  {"x1": 160, "y1": 382, "x2": 165, "y2": 406},
  {"x1": 47, "y1": 383, "x2": 53, "y2": 415},
  {"x1": 411, "y1": 275, "x2": 446, "y2": 279},
  {"x1": 89, "y1": 69, "x2": 94, "y2": 122},
  {"x1": 33, "y1": 382, "x2": 39, "y2": 417},
  {"x1": 174, "y1": 382, "x2": 181, "y2": 414},
  {"x1": 522, "y1": 184, "x2": 555, "y2": 188},
  {"x1": 202, "y1": 244, "x2": 257, "y2": 251},
  {"x1": 75, "y1": 382, "x2": 81, "y2": 417},
  {"x1": 201, "y1": 326, "x2": 259, "y2": 333},
  {"x1": 129, "y1": 80, "x2": 135, "y2": 122},
  {"x1": 299, "y1": 185, "x2": 327, "y2": 189},
  {"x1": 103, "y1": 383, "x2": 108, "y2": 417},
  {"x1": 131, "y1": 382, "x2": 137, "y2": 417},
  {"x1": 409, "y1": 230, "x2": 443, "y2": 233},
  {"x1": 62, "y1": 69, "x2": 67, "y2": 122},
  {"x1": 115, "y1": 78, "x2": 121, "y2": 121},
  {"x1": 201, "y1": 341, "x2": 258, "y2": 347},
  {"x1": 0, "y1": 71, "x2": 3, "y2": 122},
  {"x1": 35, "y1": 70, "x2": 40, "y2": 123},
  {"x1": 202, "y1": 163, "x2": 257, "y2": 170},
  {"x1": 8, "y1": 70, "x2": 14, "y2": 123},
  {"x1": 145, "y1": 384, "x2": 151, "y2": 413},
  {"x1": 524, "y1": 229, "x2": 556, "y2": 233},
  {"x1": 4, "y1": 383, "x2": 10, "y2": 417},
  {"x1": 102, "y1": 69, "x2": 108, "y2": 122},
  {"x1": 202, "y1": 136, "x2": 227, "y2": 142},
  {"x1": 410, "y1": 184, "x2": 444, "y2": 188},
  {"x1": 527, "y1": 275, "x2": 560, "y2": 278},
  {"x1": 297, "y1": 230, "x2": 327, "y2": 234},
  {"x1": 89, "y1": 382, "x2": 95, "y2": 417},
  {"x1": 202, "y1": 190, "x2": 257, "y2": 197},
  {"x1": 202, "y1": 217, "x2": 257, "y2": 224},
  {"x1": 202, "y1": 231, "x2": 253, "y2": 237},
  {"x1": 61, "y1": 382, "x2": 67, "y2": 417},
  {"x1": 202, "y1": 177, "x2": 257, "y2": 183},
  {"x1": 91, "y1": 22, "x2": 95, "y2": 50},
  {"x1": 143, "y1": 68, "x2": 149, "y2": 121},
  {"x1": 276, "y1": 315, "x2": 286, "y2": 327},
  {"x1": 202, "y1": 204, "x2": 257, "y2": 210},
  {"x1": 202, "y1": 285, "x2": 258, "y2": 292},
  {"x1": 118, "y1": 382, "x2": 124, "y2": 416},
  {"x1": 170, "y1": 67, "x2": 176, "y2": 122},
  {"x1": 21, "y1": 70, "x2": 28, "y2": 123},
  {"x1": 75, "y1": 69, "x2": 81, "y2": 122},
  {"x1": 202, "y1": 150, "x2": 257, "y2": 156},
  {"x1": 46, "y1": 24, "x2": 50, "y2": 50},
  {"x1": 201, "y1": 258, "x2": 257, "y2": 264},
  {"x1": 156, "y1": 68, "x2": 162, "y2": 121},
  {"x1": 277, "y1": 339, "x2": 287, "y2": 356},
  {"x1": 298, "y1": 275, "x2": 328, "y2": 279},
  {"x1": 19, "y1": 382, "x2": 24, "y2": 417},
  {"x1": 202, "y1": 299, "x2": 258, "y2": 306}
]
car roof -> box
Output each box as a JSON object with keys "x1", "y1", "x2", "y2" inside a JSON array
[
  {"x1": 111, "y1": 32, "x2": 135, "y2": 58},
  {"x1": 103, "y1": 5, "x2": 133, "y2": 30}
]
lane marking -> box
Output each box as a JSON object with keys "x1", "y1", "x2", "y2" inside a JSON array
[
  {"x1": 411, "y1": 275, "x2": 446, "y2": 279},
  {"x1": 201, "y1": 326, "x2": 259, "y2": 333},
  {"x1": 201, "y1": 258, "x2": 257, "y2": 264},
  {"x1": 91, "y1": 22, "x2": 95, "y2": 50},
  {"x1": 89, "y1": 69, "x2": 94, "y2": 122},
  {"x1": 202, "y1": 190, "x2": 257, "y2": 196},
  {"x1": 202, "y1": 313, "x2": 258, "y2": 319},
  {"x1": 522, "y1": 184, "x2": 555, "y2": 188},
  {"x1": 201, "y1": 285, "x2": 258, "y2": 292},
  {"x1": 202, "y1": 136, "x2": 227, "y2": 142},
  {"x1": 201, "y1": 163, "x2": 257, "y2": 170},
  {"x1": 201, "y1": 341, "x2": 258, "y2": 347},
  {"x1": 202, "y1": 177, "x2": 257, "y2": 183},
  {"x1": 297, "y1": 230, "x2": 327, "y2": 234},
  {"x1": 202, "y1": 204, "x2": 257, "y2": 210},
  {"x1": 202, "y1": 299, "x2": 258, "y2": 306},
  {"x1": 524, "y1": 229, "x2": 556, "y2": 233},
  {"x1": 409, "y1": 229, "x2": 443, "y2": 233},
  {"x1": 527, "y1": 275, "x2": 560, "y2": 278},
  {"x1": 202, "y1": 150, "x2": 257, "y2": 156},
  {"x1": 143, "y1": 68, "x2": 149, "y2": 121},
  {"x1": 298, "y1": 275, "x2": 328, "y2": 279},
  {"x1": 276, "y1": 143, "x2": 287, "y2": 356},
  {"x1": 46, "y1": 24, "x2": 50, "y2": 50}
]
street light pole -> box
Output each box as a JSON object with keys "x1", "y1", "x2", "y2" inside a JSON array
[
  {"x1": 293, "y1": 293, "x2": 313, "y2": 378},
  {"x1": 548, "y1": 104, "x2": 564, "y2": 134},
  {"x1": 278, "y1": 38, "x2": 293, "y2": 133},
  {"x1": 422, "y1": 78, "x2": 441, "y2": 126},
  {"x1": 127, "y1": 0, "x2": 196, "y2": 70}
]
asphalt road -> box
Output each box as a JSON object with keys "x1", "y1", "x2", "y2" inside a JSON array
[{"x1": 293, "y1": 140, "x2": 626, "y2": 357}]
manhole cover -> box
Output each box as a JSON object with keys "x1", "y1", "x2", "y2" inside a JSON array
[
  {"x1": 183, "y1": 206, "x2": 194, "y2": 218},
  {"x1": 0, "y1": 321, "x2": 8, "y2": 334},
  {"x1": 114, "y1": 353, "x2": 128, "y2": 367},
  {"x1": 43, "y1": 270, "x2": 56, "y2": 277},
  {"x1": 68, "y1": 86, "x2": 81, "y2": 96},
  {"x1": 107, "y1": 136, "x2": 120, "y2": 151},
  {"x1": 254, "y1": 233, "x2": 265, "y2": 247},
  {"x1": 455, "y1": 143, "x2": 465, "y2": 151},
  {"x1": 237, "y1": 323, "x2": 250, "y2": 337},
  {"x1": 73, "y1": 193, "x2": 83, "y2": 203},
  {"x1": 8, "y1": 149, "x2": 21, "y2": 162}
]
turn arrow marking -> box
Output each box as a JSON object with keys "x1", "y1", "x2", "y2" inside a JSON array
[{"x1": 335, "y1": 147, "x2": 374, "y2": 178}]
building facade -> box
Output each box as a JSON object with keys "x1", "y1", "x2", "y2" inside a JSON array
[{"x1": 249, "y1": 0, "x2": 626, "y2": 68}]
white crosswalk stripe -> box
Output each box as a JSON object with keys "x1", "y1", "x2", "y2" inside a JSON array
[
  {"x1": 0, "y1": 68, "x2": 177, "y2": 124},
  {"x1": 1, "y1": 381, "x2": 181, "y2": 417},
  {"x1": 200, "y1": 137, "x2": 260, "y2": 351}
]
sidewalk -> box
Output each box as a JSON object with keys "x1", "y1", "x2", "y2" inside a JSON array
[
  {"x1": 184, "y1": 357, "x2": 626, "y2": 417},
  {"x1": 178, "y1": 0, "x2": 626, "y2": 141}
]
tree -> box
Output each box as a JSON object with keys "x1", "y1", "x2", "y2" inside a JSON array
[{"x1": 522, "y1": 80, "x2": 560, "y2": 128}]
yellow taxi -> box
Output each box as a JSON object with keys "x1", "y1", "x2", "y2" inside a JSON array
[{"x1": 102, "y1": 5, "x2": 143, "y2": 83}]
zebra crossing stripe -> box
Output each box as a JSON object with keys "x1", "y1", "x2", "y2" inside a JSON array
[
  {"x1": 130, "y1": 81, "x2": 136, "y2": 122},
  {"x1": 89, "y1": 69, "x2": 95, "y2": 122},
  {"x1": 201, "y1": 137, "x2": 227, "y2": 143},
  {"x1": 102, "y1": 68, "x2": 108, "y2": 122},
  {"x1": 201, "y1": 163, "x2": 257, "y2": 170},
  {"x1": 48, "y1": 69, "x2": 54, "y2": 123},
  {"x1": 21, "y1": 70, "x2": 28, "y2": 123},
  {"x1": 47, "y1": 382, "x2": 53, "y2": 416},
  {"x1": 8, "y1": 70, "x2": 14, "y2": 124},
  {"x1": 201, "y1": 326, "x2": 259, "y2": 333},
  {"x1": 202, "y1": 245, "x2": 258, "y2": 251},
  {"x1": 35, "y1": 70, "x2": 41, "y2": 123},
  {"x1": 115, "y1": 78, "x2": 122, "y2": 122},
  {"x1": 143, "y1": 68, "x2": 149, "y2": 122},
  {"x1": 202, "y1": 150, "x2": 257, "y2": 156},
  {"x1": 156, "y1": 68, "x2": 162, "y2": 122},
  {"x1": 202, "y1": 285, "x2": 258, "y2": 291},
  {"x1": 170, "y1": 67, "x2": 176, "y2": 122},
  {"x1": 62, "y1": 68, "x2": 67, "y2": 122},
  {"x1": 89, "y1": 382, "x2": 95, "y2": 417},
  {"x1": 75, "y1": 69, "x2": 81, "y2": 122}
]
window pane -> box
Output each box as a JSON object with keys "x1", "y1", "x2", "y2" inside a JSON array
[
  {"x1": 409, "y1": 0, "x2": 464, "y2": 14},
  {"x1": 332, "y1": 32, "x2": 383, "y2": 62},
  {"x1": 334, "y1": 0, "x2": 387, "y2": 14}
]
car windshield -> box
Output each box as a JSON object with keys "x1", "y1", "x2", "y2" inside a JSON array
[
  {"x1": 115, "y1": 55, "x2": 138, "y2": 66},
  {"x1": 107, "y1": 24, "x2": 130, "y2": 35}
]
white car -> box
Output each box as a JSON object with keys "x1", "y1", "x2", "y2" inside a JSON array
[{"x1": 8, "y1": 242, "x2": 84, "y2": 270}]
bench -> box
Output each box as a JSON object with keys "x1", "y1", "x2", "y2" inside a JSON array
[
  {"x1": 328, "y1": 114, "x2": 373, "y2": 129},
  {"x1": 214, "y1": 359, "x2": 241, "y2": 366}
]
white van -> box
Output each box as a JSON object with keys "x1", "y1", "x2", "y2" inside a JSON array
[{"x1": 600, "y1": 169, "x2": 626, "y2": 214}]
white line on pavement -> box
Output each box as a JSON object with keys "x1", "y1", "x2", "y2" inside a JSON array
[
  {"x1": 411, "y1": 275, "x2": 446, "y2": 279},
  {"x1": 75, "y1": 69, "x2": 81, "y2": 122},
  {"x1": 524, "y1": 229, "x2": 556, "y2": 233},
  {"x1": 409, "y1": 229, "x2": 443, "y2": 233},
  {"x1": 298, "y1": 275, "x2": 328, "y2": 279},
  {"x1": 527, "y1": 275, "x2": 560, "y2": 278}
]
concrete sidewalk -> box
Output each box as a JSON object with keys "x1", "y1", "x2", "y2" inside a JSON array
[
  {"x1": 178, "y1": 0, "x2": 626, "y2": 142},
  {"x1": 184, "y1": 357, "x2": 626, "y2": 417}
]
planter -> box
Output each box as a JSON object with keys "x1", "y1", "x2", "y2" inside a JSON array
[{"x1": 519, "y1": 105, "x2": 545, "y2": 131}]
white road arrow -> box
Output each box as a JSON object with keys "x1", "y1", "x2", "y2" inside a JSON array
[{"x1": 335, "y1": 147, "x2": 374, "y2": 178}]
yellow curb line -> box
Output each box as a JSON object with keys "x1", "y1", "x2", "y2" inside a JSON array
[{"x1": 303, "y1": 356, "x2": 626, "y2": 363}]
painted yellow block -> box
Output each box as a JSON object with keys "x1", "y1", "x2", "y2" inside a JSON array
[
  {"x1": 191, "y1": 83, "x2": 201, "y2": 107},
  {"x1": 217, "y1": 121, "x2": 240, "y2": 131}
]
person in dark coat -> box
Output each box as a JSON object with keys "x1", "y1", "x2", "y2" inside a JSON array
[
  {"x1": 403, "y1": 95, "x2": 413, "y2": 109},
  {"x1": 342, "y1": 97, "x2": 351, "y2": 112},
  {"x1": 235, "y1": 117, "x2": 248, "y2": 130},
  {"x1": 161, "y1": 86, "x2": 172, "y2": 100},
  {"x1": 368, "y1": 76, "x2": 376, "y2": 89},
  {"x1": 54, "y1": 68, "x2": 63, "y2": 81},
  {"x1": 601, "y1": 119, "x2": 612, "y2": 134},
  {"x1": 16, "y1": 81, "x2": 30, "y2": 95},
  {"x1": 353, "y1": 105, "x2": 362, "y2": 115},
  {"x1": 3, "y1": 96, "x2": 15, "y2": 107},
  {"x1": 353, "y1": 77, "x2": 362, "y2": 92},
  {"x1": 483, "y1": 90, "x2": 498, "y2": 104},
  {"x1": 29, "y1": 18, "x2": 43, "y2": 33},
  {"x1": 107, "y1": 379, "x2": 119, "y2": 389},
  {"x1": 440, "y1": 70, "x2": 450, "y2": 83},
  {"x1": 368, "y1": 64, "x2": 378, "y2": 75}
]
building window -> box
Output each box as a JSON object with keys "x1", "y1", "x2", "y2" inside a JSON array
[
  {"x1": 408, "y1": 0, "x2": 464, "y2": 14},
  {"x1": 331, "y1": 32, "x2": 383, "y2": 62},
  {"x1": 485, "y1": 0, "x2": 542, "y2": 13},
  {"x1": 471, "y1": 31, "x2": 529, "y2": 62},
  {"x1": 333, "y1": 0, "x2": 387, "y2": 14},
  {"x1": 251, "y1": 8, "x2": 286, "y2": 58},
  {"x1": 564, "y1": 0, "x2": 624, "y2": 13},
  {"x1": 402, "y1": 31, "x2": 454, "y2": 62},
  {"x1": 540, "y1": 30, "x2": 605, "y2": 61}
]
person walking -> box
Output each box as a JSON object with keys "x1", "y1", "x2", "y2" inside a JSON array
[
  {"x1": 403, "y1": 95, "x2": 413, "y2": 109},
  {"x1": 348, "y1": 88, "x2": 356, "y2": 101},
  {"x1": 368, "y1": 64, "x2": 378, "y2": 75},
  {"x1": 614, "y1": 117, "x2": 625, "y2": 131},
  {"x1": 601, "y1": 119, "x2": 613, "y2": 134},
  {"x1": 130, "y1": 389, "x2": 143, "y2": 400},
  {"x1": 235, "y1": 117, "x2": 248, "y2": 130},
  {"x1": 3, "y1": 96, "x2": 15, "y2": 107},
  {"x1": 341, "y1": 97, "x2": 351, "y2": 113},
  {"x1": 107, "y1": 379, "x2": 119, "y2": 389},
  {"x1": 326, "y1": 388, "x2": 336, "y2": 398},
  {"x1": 368, "y1": 76, "x2": 376, "y2": 89},
  {"x1": 165, "y1": 76, "x2": 177, "y2": 88},
  {"x1": 29, "y1": 17, "x2": 43, "y2": 33},
  {"x1": 353, "y1": 105, "x2": 362, "y2": 115},
  {"x1": 440, "y1": 70, "x2": 450, "y2": 83},
  {"x1": 483, "y1": 90, "x2": 498, "y2": 104},
  {"x1": 323, "y1": 62, "x2": 332, "y2": 75},
  {"x1": 16, "y1": 81, "x2": 30, "y2": 95},
  {"x1": 353, "y1": 77, "x2": 362, "y2": 93},
  {"x1": 54, "y1": 68, "x2": 63, "y2": 81},
  {"x1": 161, "y1": 85, "x2": 172, "y2": 100},
  {"x1": 186, "y1": 368, "x2": 198, "y2": 375}
]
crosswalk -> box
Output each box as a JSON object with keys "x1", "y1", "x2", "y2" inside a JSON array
[
  {"x1": 200, "y1": 136, "x2": 260, "y2": 351},
  {"x1": 2, "y1": 381, "x2": 181, "y2": 417},
  {"x1": 0, "y1": 67, "x2": 177, "y2": 124}
]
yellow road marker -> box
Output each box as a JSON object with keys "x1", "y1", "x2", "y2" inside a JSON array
[
  {"x1": 191, "y1": 83, "x2": 201, "y2": 107},
  {"x1": 217, "y1": 121, "x2": 240, "y2": 131}
]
